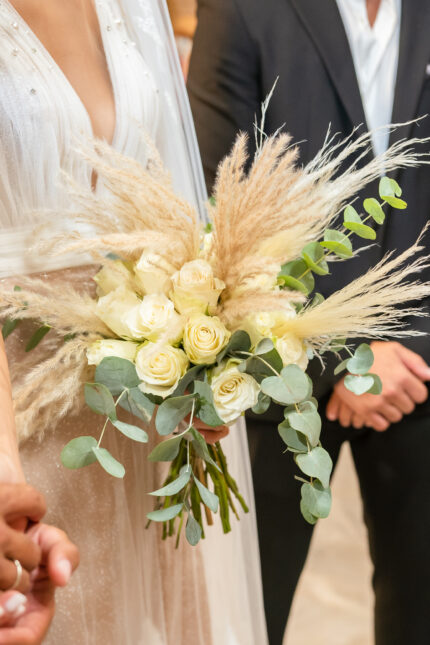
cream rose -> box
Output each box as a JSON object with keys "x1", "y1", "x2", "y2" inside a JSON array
[
  {"x1": 93, "y1": 261, "x2": 133, "y2": 296},
  {"x1": 211, "y1": 366, "x2": 260, "y2": 424},
  {"x1": 239, "y1": 307, "x2": 297, "y2": 347},
  {"x1": 171, "y1": 259, "x2": 225, "y2": 315},
  {"x1": 96, "y1": 285, "x2": 142, "y2": 339},
  {"x1": 134, "y1": 251, "x2": 175, "y2": 296},
  {"x1": 183, "y1": 314, "x2": 231, "y2": 365},
  {"x1": 122, "y1": 294, "x2": 183, "y2": 343},
  {"x1": 135, "y1": 343, "x2": 189, "y2": 398},
  {"x1": 86, "y1": 339, "x2": 138, "y2": 366},
  {"x1": 276, "y1": 335, "x2": 309, "y2": 371}
]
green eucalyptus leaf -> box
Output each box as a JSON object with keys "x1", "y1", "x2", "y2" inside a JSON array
[
  {"x1": 111, "y1": 419, "x2": 148, "y2": 443},
  {"x1": 216, "y1": 330, "x2": 251, "y2": 364},
  {"x1": 147, "y1": 503, "x2": 183, "y2": 522},
  {"x1": 383, "y1": 195, "x2": 407, "y2": 209},
  {"x1": 95, "y1": 357, "x2": 140, "y2": 395},
  {"x1": 261, "y1": 365, "x2": 310, "y2": 405},
  {"x1": 302, "y1": 242, "x2": 329, "y2": 276},
  {"x1": 279, "y1": 259, "x2": 315, "y2": 295},
  {"x1": 186, "y1": 513, "x2": 202, "y2": 546},
  {"x1": 148, "y1": 435, "x2": 184, "y2": 462},
  {"x1": 301, "y1": 481, "x2": 332, "y2": 519},
  {"x1": 25, "y1": 325, "x2": 51, "y2": 352},
  {"x1": 300, "y1": 499, "x2": 319, "y2": 525},
  {"x1": 242, "y1": 347, "x2": 283, "y2": 382},
  {"x1": 296, "y1": 447, "x2": 333, "y2": 488},
  {"x1": 367, "y1": 373, "x2": 383, "y2": 395},
  {"x1": 252, "y1": 392, "x2": 271, "y2": 415},
  {"x1": 343, "y1": 205, "x2": 361, "y2": 223},
  {"x1": 278, "y1": 422, "x2": 308, "y2": 452},
  {"x1": 118, "y1": 387, "x2": 155, "y2": 424},
  {"x1": 364, "y1": 198, "x2": 385, "y2": 224},
  {"x1": 285, "y1": 408, "x2": 322, "y2": 447},
  {"x1": 379, "y1": 177, "x2": 407, "y2": 209},
  {"x1": 85, "y1": 383, "x2": 116, "y2": 420},
  {"x1": 190, "y1": 428, "x2": 221, "y2": 471},
  {"x1": 194, "y1": 476, "x2": 219, "y2": 512},
  {"x1": 150, "y1": 465, "x2": 192, "y2": 496},
  {"x1": 193, "y1": 381, "x2": 224, "y2": 427},
  {"x1": 334, "y1": 359, "x2": 349, "y2": 376},
  {"x1": 61, "y1": 436, "x2": 98, "y2": 470},
  {"x1": 155, "y1": 394, "x2": 195, "y2": 436},
  {"x1": 310, "y1": 293, "x2": 325, "y2": 308},
  {"x1": 92, "y1": 447, "x2": 125, "y2": 478},
  {"x1": 2, "y1": 318, "x2": 21, "y2": 340},
  {"x1": 343, "y1": 221, "x2": 377, "y2": 240},
  {"x1": 320, "y1": 230, "x2": 353, "y2": 259},
  {"x1": 344, "y1": 374, "x2": 375, "y2": 395},
  {"x1": 173, "y1": 364, "x2": 206, "y2": 397},
  {"x1": 346, "y1": 343, "x2": 374, "y2": 375},
  {"x1": 255, "y1": 338, "x2": 275, "y2": 355}
]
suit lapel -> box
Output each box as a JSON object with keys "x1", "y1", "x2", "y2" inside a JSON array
[
  {"x1": 289, "y1": 0, "x2": 367, "y2": 130},
  {"x1": 390, "y1": 0, "x2": 430, "y2": 145}
]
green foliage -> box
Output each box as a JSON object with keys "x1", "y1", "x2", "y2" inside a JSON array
[
  {"x1": 301, "y1": 481, "x2": 332, "y2": 519},
  {"x1": 379, "y1": 177, "x2": 407, "y2": 209},
  {"x1": 284, "y1": 406, "x2": 321, "y2": 447},
  {"x1": 95, "y1": 357, "x2": 140, "y2": 395},
  {"x1": 301, "y1": 242, "x2": 329, "y2": 276},
  {"x1": 85, "y1": 383, "x2": 116, "y2": 420},
  {"x1": 186, "y1": 514, "x2": 202, "y2": 546},
  {"x1": 92, "y1": 446, "x2": 125, "y2": 478},
  {"x1": 344, "y1": 373, "x2": 377, "y2": 395},
  {"x1": 173, "y1": 364, "x2": 206, "y2": 396},
  {"x1": 147, "y1": 504, "x2": 184, "y2": 522},
  {"x1": 25, "y1": 324, "x2": 51, "y2": 352},
  {"x1": 363, "y1": 198, "x2": 385, "y2": 224},
  {"x1": 295, "y1": 447, "x2": 332, "y2": 489},
  {"x1": 320, "y1": 230, "x2": 353, "y2": 258},
  {"x1": 118, "y1": 387, "x2": 155, "y2": 423},
  {"x1": 343, "y1": 206, "x2": 376, "y2": 240},
  {"x1": 194, "y1": 475, "x2": 219, "y2": 513},
  {"x1": 278, "y1": 422, "x2": 308, "y2": 452},
  {"x1": 252, "y1": 392, "x2": 271, "y2": 415},
  {"x1": 61, "y1": 436, "x2": 98, "y2": 469},
  {"x1": 189, "y1": 428, "x2": 221, "y2": 471},
  {"x1": 216, "y1": 330, "x2": 251, "y2": 364},
  {"x1": 150, "y1": 465, "x2": 192, "y2": 497},
  {"x1": 2, "y1": 318, "x2": 21, "y2": 340},
  {"x1": 111, "y1": 419, "x2": 148, "y2": 443},
  {"x1": 193, "y1": 381, "x2": 224, "y2": 427},
  {"x1": 155, "y1": 394, "x2": 195, "y2": 436},
  {"x1": 148, "y1": 435, "x2": 183, "y2": 462},
  {"x1": 240, "y1": 343, "x2": 283, "y2": 382},
  {"x1": 346, "y1": 343, "x2": 374, "y2": 375},
  {"x1": 261, "y1": 365, "x2": 311, "y2": 405},
  {"x1": 279, "y1": 259, "x2": 315, "y2": 295},
  {"x1": 334, "y1": 358, "x2": 349, "y2": 376}
]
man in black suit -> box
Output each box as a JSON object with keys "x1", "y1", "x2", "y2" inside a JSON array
[{"x1": 188, "y1": 1, "x2": 430, "y2": 644}]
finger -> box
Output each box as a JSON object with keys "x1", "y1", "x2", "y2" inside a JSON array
[
  {"x1": 28, "y1": 525, "x2": 79, "y2": 587},
  {"x1": 0, "y1": 558, "x2": 30, "y2": 594},
  {"x1": 326, "y1": 394, "x2": 340, "y2": 422},
  {"x1": 398, "y1": 345, "x2": 430, "y2": 381},
  {"x1": 0, "y1": 485, "x2": 46, "y2": 525},
  {"x1": 379, "y1": 404, "x2": 403, "y2": 424},
  {"x1": 0, "y1": 591, "x2": 28, "y2": 627},
  {"x1": 338, "y1": 404, "x2": 353, "y2": 428},
  {"x1": 366, "y1": 413, "x2": 390, "y2": 432},
  {"x1": 403, "y1": 376, "x2": 429, "y2": 405},
  {"x1": 2, "y1": 528, "x2": 41, "y2": 573},
  {"x1": 352, "y1": 415, "x2": 365, "y2": 429},
  {"x1": 387, "y1": 391, "x2": 415, "y2": 415}
]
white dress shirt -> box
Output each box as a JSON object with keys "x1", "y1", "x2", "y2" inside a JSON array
[{"x1": 336, "y1": 0, "x2": 402, "y2": 156}]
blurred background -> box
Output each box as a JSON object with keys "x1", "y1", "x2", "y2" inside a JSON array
[{"x1": 167, "y1": 2, "x2": 374, "y2": 643}]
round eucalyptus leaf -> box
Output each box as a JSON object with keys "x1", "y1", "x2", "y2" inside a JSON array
[
  {"x1": 85, "y1": 383, "x2": 116, "y2": 420},
  {"x1": 301, "y1": 481, "x2": 332, "y2": 519},
  {"x1": 111, "y1": 419, "x2": 148, "y2": 443},
  {"x1": 334, "y1": 358, "x2": 349, "y2": 376},
  {"x1": 379, "y1": 176, "x2": 402, "y2": 198},
  {"x1": 155, "y1": 394, "x2": 195, "y2": 436},
  {"x1": 285, "y1": 408, "x2": 322, "y2": 447},
  {"x1": 148, "y1": 435, "x2": 183, "y2": 462},
  {"x1": 92, "y1": 447, "x2": 125, "y2": 479},
  {"x1": 343, "y1": 205, "x2": 361, "y2": 223},
  {"x1": 61, "y1": 436, "x2": 98, "y2": 470},
  {"x1": 118, "y1": 387, "x2": 155, "y2": 424},
  {"x1": 363, "y1": 198, "x2": 385, "y2": 224},
  {"x1": 320, "y1": 230, "x2": 353, "y2": 259},
  {"x1": 95, "y1": 357, "x2": 140, "y2": 395},
  {"x1": 216, "y1": 330, "x2": 251, "y2": 364},
  {"x1": 383, "y1": 195, "x2": 407, "y2": 209},
  {"x1": 301, "y1": 242, "x2": 329, "y2": 276},
  {"x1": 296, "y1": 446, "x2": 333, "y2": 488},
  {"x1": 279, "y1": 259, "x2": 315, "y2": 295},
  {"x1": 255, "y1": 338, "x2": 275, "y2": 355},
  {"x1": 300, "y1": 499, "x2": 318, "y2": 525},
  {"x1": 278, "y1": 422, "x2": 308, "y2": 452},
  {"x1": 346, "y1": 343, "x2": 374, "y2": 375},
  {"x1": 147, "y1": 503, "x2": 183, "y2": 522},
  {"x1": 343, "y1": 221, "x2": 377, "y2": 240},
  {"x1": 186, "y1": 514, "x2": 203, "y2": 546},
  {"x1": 150, "y1": 465, "x2": 192, "y2": 497},
  {"x1": 252, "y1": 392, "x2": 271, "y2": 415},
  {"x1": 344, "y1": 373, "x2": 375, "y2": 395},
  {"x1": 261, "y1": 365, "x2": 310, "y2": 405},
  {"x1": 367, "y1": 373, "x2": 383, "y2": 395},
  {"x1": 194, "y1": 476, "x2": 219, "y2": 513}
]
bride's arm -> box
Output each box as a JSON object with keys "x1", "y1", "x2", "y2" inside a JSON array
[{"x1": 0, "y1": 337, "x2": 24, "y2": 482}]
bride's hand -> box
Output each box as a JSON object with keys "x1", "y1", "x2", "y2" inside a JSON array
[{"x1": 193, "y1": 419, "x2": 229, "y2": 445}]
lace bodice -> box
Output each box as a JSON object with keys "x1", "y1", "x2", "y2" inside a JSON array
[{"x1": 0, "y1": 0, "x2": 160, "y2": 276}]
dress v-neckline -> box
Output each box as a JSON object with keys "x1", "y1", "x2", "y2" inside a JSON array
[{"x1": 4, "y1": 0, "x2": 119, "y2": 147}]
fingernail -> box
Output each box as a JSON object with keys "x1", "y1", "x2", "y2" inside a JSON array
[
  {"x1": 57, "y1": 559, "x2": 72, "y2": 583},
  {"x1": 14, "y1": 604, "x2": 26, "y2": 618},
  {"x1": 5, "y1": 593, "x2": 27, "y2": 614},
  {"x1": 326, "y1": 413, "x2": 335, "y2": 421}
]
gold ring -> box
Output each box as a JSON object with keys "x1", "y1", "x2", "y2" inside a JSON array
[{"x1": 10, "y1": 559, "x2": 23, "y2": 590}]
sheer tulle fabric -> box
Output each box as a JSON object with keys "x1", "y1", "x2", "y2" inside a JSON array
[{"x1": 0, "y1": 0, "x2": 268, "y2": 642}]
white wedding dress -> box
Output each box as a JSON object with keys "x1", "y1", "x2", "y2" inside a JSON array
[{"x1": 0, "y1": 1, "x2": 268, "y2": 643}]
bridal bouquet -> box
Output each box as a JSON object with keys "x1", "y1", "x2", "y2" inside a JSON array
[{"x1": 2, "y1": 127, "x2": 430, "y2": 545}]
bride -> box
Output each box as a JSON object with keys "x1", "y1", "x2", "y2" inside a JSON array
[{"x1": 0, "y1": 1, "x2": 268, "y2": 643}]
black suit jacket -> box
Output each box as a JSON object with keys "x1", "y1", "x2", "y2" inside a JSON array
[{"x1": 188, "y1": 0, "x2": 430, "y2": 405}]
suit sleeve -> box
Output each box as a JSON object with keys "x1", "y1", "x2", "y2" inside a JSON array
[{"x1": 187, "y1": 0, "x2": 261, "y2": 192}]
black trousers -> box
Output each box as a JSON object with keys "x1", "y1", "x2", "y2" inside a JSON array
[{"x1": 247, "y1": 403, "x2": 430, "y2": 645}]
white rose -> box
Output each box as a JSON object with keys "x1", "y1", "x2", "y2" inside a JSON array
[
  {"x1": 211, "y1": 366, "x2": 260, "y2": 425},
  {"x1": 134, "y1": 251, "x2": 175, "y2": 296},
  {"x1": 276, "y1": 335, "x2": 309, "y2": 371},
  {"x1": 93, "y1": 261, "x2": 133, "y2": 296},
  {"x1": 239, "y1": 307, "x2": 296, "y2": 347},
  {"x1": 135, "y1": 342, "x2": 189, "y2": 398},
  {"x1": 87, "y1": 339, "x2": 137, "y2": 366},
  {"x1": 96, "y1": 286, "x2": 142, "y2": 339},
  {"x1": 122, "y1": 294, "x2": 184, "y2": 343},
  {"x1": 183, "y1": 314, "x2": 231, "y2": 365},
  {"x1": 171, "y1": 259, "x2": 225, "y2": 315}
]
